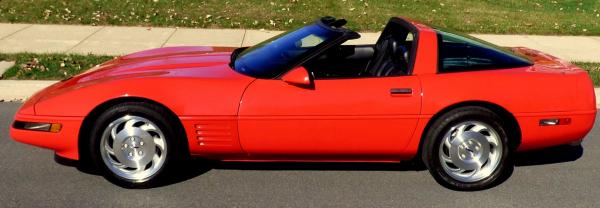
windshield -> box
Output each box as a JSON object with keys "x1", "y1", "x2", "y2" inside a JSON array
[{"x1": 232, "y1": 24, "x2": 344, "y2": 79}]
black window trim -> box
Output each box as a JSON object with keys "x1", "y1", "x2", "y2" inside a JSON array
[{"x1": 388, "y1": 17, "x2": 420, "y2": 76}]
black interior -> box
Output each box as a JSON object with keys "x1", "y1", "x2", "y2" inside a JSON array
[
  {"x1": 305, "y1": 45, "x2": 375, "y2": 78},
  {"x1": 304, "y1": 19, "x2": 415, "y2": 79},
  {"x1": 363, "y1": 35, "x2": 410, "y2": 77}
]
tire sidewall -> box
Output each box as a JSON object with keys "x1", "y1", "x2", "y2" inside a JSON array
[
  {"x1": 423, "y1": 107, "x2": 513, "y2": 191},
  {"x1": 88, "y1": 103, "x2": 179, "y2": 188}
]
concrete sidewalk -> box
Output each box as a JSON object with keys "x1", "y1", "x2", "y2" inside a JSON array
[{"x1": 1, "y1": 23, "x2": 599, "y2": 62}]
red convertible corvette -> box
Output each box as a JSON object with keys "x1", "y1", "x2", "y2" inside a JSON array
[{"x1": 10, "y1": 16, "x2": 596, "y2": 190}]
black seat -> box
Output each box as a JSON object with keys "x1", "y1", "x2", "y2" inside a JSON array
[{"x1": 364, "y1": 35, "x2": 408, "y2": 77}]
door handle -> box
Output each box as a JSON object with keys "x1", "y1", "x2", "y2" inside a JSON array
[{"x1": 390, "y1": 88, "x2": 413, "y2": 96}]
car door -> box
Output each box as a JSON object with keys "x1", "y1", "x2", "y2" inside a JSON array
[{"x1": 237, "y1": 73, "x2": 422, "y2": 157}]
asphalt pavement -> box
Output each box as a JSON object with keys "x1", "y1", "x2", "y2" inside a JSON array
[{"x1": 1, "y1": 102, "x2": 599, "y2": 207}]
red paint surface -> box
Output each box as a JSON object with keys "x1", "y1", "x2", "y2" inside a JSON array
[{"x1": 10, "y1": 18, "x2": 596, "y2": 162}]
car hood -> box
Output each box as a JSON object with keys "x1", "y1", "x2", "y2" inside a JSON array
[
  {"x1": 18, "y1": 46, "x2": 251, "y2": 115},
  {"x1": 77, "y1": 46, "x2": 240, "y2": 81}
]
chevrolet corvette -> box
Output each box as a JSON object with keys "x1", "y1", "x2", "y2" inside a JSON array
[{"x1": 10, "y1": 16, "x2": 596, "y2": 190}]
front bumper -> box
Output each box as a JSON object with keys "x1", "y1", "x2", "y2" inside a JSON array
[{"x1": 10, "y1": 113, "x2": 83, "y2": 160}]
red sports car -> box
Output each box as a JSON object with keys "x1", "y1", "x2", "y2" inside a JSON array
[{"x1": 10, "y1": 16, "x2": 596, "y2": 190}]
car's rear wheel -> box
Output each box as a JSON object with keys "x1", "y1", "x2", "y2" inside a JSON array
[
  {"x1": 88, "y1": 102, "x2": 181, "y2": 188},
  {"x1": 422, "y1": 106, "x2": 513, "y2": 191}
]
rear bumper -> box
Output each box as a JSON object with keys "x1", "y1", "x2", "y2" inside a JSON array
[
  {"x1": 10, "y1": 113, "x2": 83, "y2": 160},
  {"x1": 516, "y1": 110, "x2": 596, "y2": 151}
]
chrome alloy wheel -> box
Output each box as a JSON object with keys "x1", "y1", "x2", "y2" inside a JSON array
[
  {"x1": 100, "y1": 115, "x2": 167, "y2": 182},
  {"x1": 439, "y1": 121, "x2": 502, "y2": 183}
]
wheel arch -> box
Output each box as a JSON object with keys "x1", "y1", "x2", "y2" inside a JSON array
[
  {"x1": 418, "y1": 101, "x2": 522, "y2": 156},
  {"x1": 78, "y1": 96, "x2": 190, "y2": 164}
]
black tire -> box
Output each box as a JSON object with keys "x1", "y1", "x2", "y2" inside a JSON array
[
  {"x1": 87, "y1": 102, "x2": 185, "y2": 188},
  {"x1": 422, "y1": 106, "x2": 513, "y2": 191}
]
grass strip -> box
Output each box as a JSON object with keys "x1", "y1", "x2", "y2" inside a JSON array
[
  {"x1": 0, "y1": 53, "x2": 113, "y2": 80},
  {"x1": 0, "y1": 0, "x2": 599, "y2": 35}
]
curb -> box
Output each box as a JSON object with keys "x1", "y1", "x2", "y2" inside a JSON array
[
  {"x1": 0, "y1": 80, "x2": 57, "y2": 101},
  {"x1": 596, "y1": 88, "x2": 600, "y2": 109},
  {"x1": 1, "y1": 80, "x2": 599, "y2": 109},
  {"x1": 0, "y1": 61, "x2": 15, "y2": 78}
]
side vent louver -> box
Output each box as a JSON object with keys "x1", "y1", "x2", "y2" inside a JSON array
[{"x1": 195, "y1": 122, "x2": 234, "y2": 147}]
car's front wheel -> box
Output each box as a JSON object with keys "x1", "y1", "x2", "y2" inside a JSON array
[
  {"x1": 88, "y1": 102, "x2": 181, "y2": 188},
  {"x1": 422, "y1": 106, "x2": 513, "y2": 191}
]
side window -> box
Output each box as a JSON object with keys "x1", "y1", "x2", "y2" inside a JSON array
[
  {"x1": 307, "y1": 30, "x2": 416, "y2": 80},
  {"x1": 437, "y1": 30, "x2": 532, "y2": 73}
]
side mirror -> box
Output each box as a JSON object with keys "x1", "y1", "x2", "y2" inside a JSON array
[{"x1": 282, "y1": 66, "x2": 313, "y2": 88}]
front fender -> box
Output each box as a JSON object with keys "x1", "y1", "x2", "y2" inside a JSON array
[{"x1": 33, "y1": 73, "x2": 254, "y2": 117}]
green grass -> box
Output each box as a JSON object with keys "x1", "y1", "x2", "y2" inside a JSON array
[
  {"x1": 575, "y1": 62, "x2": 600, "y2": 86},
  {"x1": 0, "y1": 0, "x2": 599, "y2": 35},
  {"x1": 1, "y1": 53, "x2": 599, "y2": 87},
  {"x1": 0, "y1": 53, "x2": 113, "y2": 80}
]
